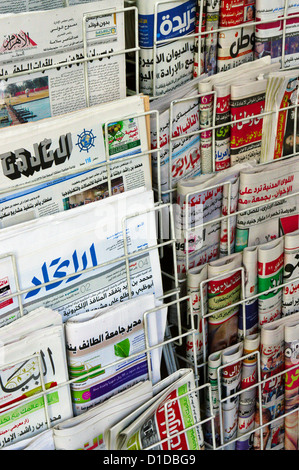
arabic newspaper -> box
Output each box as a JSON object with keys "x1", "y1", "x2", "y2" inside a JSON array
[
  {"x1": 175, "y1": 162, "x2": 254, "y2": 275},
  {"x1": 194, "y1": 0, "x2": 207, "y2": 78},
  {"x1": 218, "y1": 60, "x2": 279, "y2": 170},
  {"x1": 221, "y1": 342, "x2": 243, "y2": 449},
  {"x1": 107, "y1": 369, "x2": 195, "y2": 450},
  {"x1": 0, "y1": 309, "x2": 73, "y2": 449},
  {"x1": 258, "y1": 319, "x2": 286, "y2": 449},
  {"x1": 150, "y1": 77, "x2": 208, "y2": 212},
  {"x1": 284, "y1": 316, "x2": 299, "y2": 450},
  {"x1": 118, "y1": 368, "x2": 205, "y2": 450},
  {"x1": 204, "y1": 0, "x2": 220, "y2": 76},
  {"x1": 260, "y1": 71, "x2": 299, "y2": 163},
  {"x1": 207, "y1": 253, "x2": 242, "y2": 356},
  {"x1": 4, "y1": 429, "x2": 55, "y2": 450},
  {"x1": 255, "y1": 310, "x2": 299, "y2": 450},
  {"x1": 258, "y1": 237, "x2": 284, "y2": 327},
  {"x1": 283, "y1": 230, "x2": 299, "y2": 316},
  {"x1": 255, "y1": 1, "x2": 299, "y2": 69},
  {"x1": 53, "y1": 381, "x2": 153, "y2": 450},
  {"x1": 236, "y1": 333, "x2": 259, "y2": 450},
  {"x1": 0, "y1": 188, "x2": 163, "y2": 327},
  {"x1": 0, "y1": 1, "x2": 126, "y2": 126},
  {"x1": 217, "y1": 0, "x2": 255, "y2": 73},
  {"x1": 0, "y1": 95, "x2": 152, "y2": 229},
  {"x1": 185, "y1": 264, "x2": 208, "y2": 368},
  {"x1": 241, "y1": 246, "x2": 259, "y2": 337},
  {"x1": 0, "y1": 0, "x2": 102, "y2": 13},
  {"x1": 65, "y1": 295, "x2": 166, "y2": 415},
  {"x1": 205, "y1": 342, "x2": 243, "y2": 449},
  {"x1": 197, "y1": 57, "x2": 278, "y2": 172},
  {"x1": 199, "y1": 81, "x2": 213, "y2": 174},
  {"x1": 137, "y1": 0, "x2": 197, "y2": 96},
  {"x1": 230, "y1": 78, "x2": 267, "y2": 166},
  {"x1": 204, "y1": 350, "x2": 221, "y2": 446},
  {"x1": 235, "y1": 156, "x2": 299, "y2": 253}
]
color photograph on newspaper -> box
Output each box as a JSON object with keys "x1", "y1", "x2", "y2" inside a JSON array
[{"x1": 0, "y1": 76, "x2": 51, "y2": 128}]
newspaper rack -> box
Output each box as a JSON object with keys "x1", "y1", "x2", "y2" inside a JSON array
[{"x1": 1, "y1": 0, "x2": 299, "y2": 452}]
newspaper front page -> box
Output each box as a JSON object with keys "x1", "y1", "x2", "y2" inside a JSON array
[
  {"x1": 0, "y1": 95, "x2": 152, "y2": 229},
  {"x1": 0, "y1": 0, "x2": 126, "y2": 127},
  {"x1": 259, "y1": 319, "x2": 286, "y2": 449}
]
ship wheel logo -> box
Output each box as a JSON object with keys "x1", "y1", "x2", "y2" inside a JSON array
[{"x1": 76, "y1": 129, "x2": 96, "y2": 153}]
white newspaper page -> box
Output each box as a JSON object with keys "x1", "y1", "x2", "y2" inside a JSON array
[
  {"x1": 186, "y1": 264, "x2": 208, "y2": 367},
  {"x1": 255, "y1": 1, "x2": 299, "y2": 69},
  {"x1": 0, "y1": 95, "x2": 151, "y2": 228},
  {"x1": 4, "y1": 429, "x2": 55, "y2": 451},
  {"x1": 204, "y1": 351, "x2": 221, "y2": 446},
  {"x1": 0, "y1": 0, "x2": 103, "y2": 14},
  {"x1": 65, "y1": 295, "x2": 166, "y2": 414},
  {"x1": 0, "y1": 188, "x2": 163, "y2": 327},
  {"x1": 240, "y1": 246, "x2": 259, "y2": 337},
  {"x1": 221, "y1": 342, "x2": 243, "y2": 450}
]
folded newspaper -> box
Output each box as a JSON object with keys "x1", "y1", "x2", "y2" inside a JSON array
[
  {"x1": 0, "y1": 94, "x2": 152, "y2": 229},
  {"x1": 150, "y1": 75, "x2": 207, "y2": 206},
  {"x1": 197, "y1": 57, "x2": 280, "y2": 172},
  {"x1": 137, "y1": 0, "x2": 197, "y2": 96},
  {"x1": 117, "y1": 368, "x2": 205, "y2": 450},
  {"x1": 0, "y1": 0, "x2": 126, "y2": 127},
  {"x1": 236, "y1": 155, "x2": 299, "y2": 252},
  {"x1": 0, "y1": 187, "x2": 164, "y2": 327},
  {"x1": 217, "y1": 0, "x2": 255, "y2": 73},
  {"x1": 0, "y1": 308, "x2": 73, "y2": 449},
  {"x1": 65, "y1": 294, "x2": 167, "y2": 414},
  {"x1": 175, "y1": 161, "x2": 255, "y2": 275},
  {"x1": 260, "y1": 70, "x2": 299, "y2": 163},
  {"x1": 4, "y1": 429, "x2": 55, "y2": 450},
  {"x1": 260, "y1": 311, "x2": 299, "y2": 450},
  {"x1": 53, "y1": 380, "x2": 154, "y2": 450},
  {"x1": 107, "y1": 369, "x2": 191, "y2": 450},
  {"x1": 205, "y1": 342, "x2": 244, "y2": 449},
  {"x1": 0, "y1": 0, "x2": 102, "y2": 14},
  {"x1": 255, "y1": 0, "x2": 299, "y2": 69}
]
